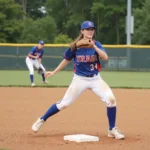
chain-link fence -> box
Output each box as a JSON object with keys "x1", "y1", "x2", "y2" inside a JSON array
[{"x1": 0, "y1": 44, "x2": 150, "y2": 71}]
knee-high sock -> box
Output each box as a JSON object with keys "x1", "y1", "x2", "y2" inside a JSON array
[
  {"x1": 41, "y1": 104, "x2": 60, "y2": 121},
  {"x1": 30, "y1": 74, "x2": 34, "y2": 83},
  {"x1": 107, "y1": 106, "x2": 116, "y2": 130},
  {"x1": 41, "y1": 73, "x2": 45, "y2": 81}
]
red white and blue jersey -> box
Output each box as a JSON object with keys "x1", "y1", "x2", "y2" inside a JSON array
[
  {"x1": 29, "y1": 46, "x2": 44, "y2": 59},
  {"x1": 64, "y1": 41, "x2": 106, "y2": 77}
]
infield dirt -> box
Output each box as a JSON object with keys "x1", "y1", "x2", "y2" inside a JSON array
[{"x1": 0, "y1": 87, "x2": 150, "y2": 150}]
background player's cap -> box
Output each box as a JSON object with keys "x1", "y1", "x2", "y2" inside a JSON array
[
  {"x1": 38, "y1": 40, "x2": 44, "y2": 45},
  {"x1": 81, "y1": 21, "x2": 96, "y2": 30}
]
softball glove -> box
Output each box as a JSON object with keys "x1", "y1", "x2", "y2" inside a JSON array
[
  {"x1": 38, "y1": 67, "x2": 45, "y2": 75},
  {"x1": 76, "y1": 39, "x2": 94, "y2": 48}
]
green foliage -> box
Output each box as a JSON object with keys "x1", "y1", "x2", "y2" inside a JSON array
[
  {"x1": 54, "y1": 34, "x2": 72, "y2": 44},
  {"x1": 46, "y1": 0, "x2": 69, "y2": 35},
  {"x1": 45, "y1": 0, "x2": 128, "y2": 44},
  {"x1": 46, "y1": 0, "x2": 93, "y2": 39},
  {"x1": 91, "y1": 0, "x2": 126, "y2": 44},
  {"x1": 0, "y1": 0, "x2": 23, "y2": 42},
  {"x1": 27, "y1": 0, "x2": 47, "y2": 19},
  {"x1": 0, "y1": 0, "x2": 147, "y2": 44},
  {"x1": 19, "y1": 16, "x2": 57, "y2": 43},
  {"x1": 15, "y1": 0, "x2": 47, "y2": 19},
  {"x1": 132, "y1": 0, "x2": 150, "y2": 44}
]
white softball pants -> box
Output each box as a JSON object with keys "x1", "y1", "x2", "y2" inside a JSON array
[
  {"x1": 56, "y1": 73, "x2": 116, "y2": 110},
  {"x1": 25, "y1": 57, "x2": 46, "y2": 75}
]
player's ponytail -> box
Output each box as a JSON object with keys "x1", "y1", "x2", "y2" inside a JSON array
[{"x1": 70, "y1": 33, "x2": 83, "y2": 51}]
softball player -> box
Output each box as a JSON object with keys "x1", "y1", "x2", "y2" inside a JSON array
[
  {"x1": 32, "y1": 21, "x2": 125, "y2": 139},
  {"x1": 26, "y1": 40, "x2": 47, "y2": 87}
]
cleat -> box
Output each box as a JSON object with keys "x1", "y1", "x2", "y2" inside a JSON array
[
  {"x1": 32, "y1": 118, "x2": 44, "y2": 132},
  {"x1": 108, "y1": 127, "x2": 125, "y2": 140},
  {"x1": 42, "y1": 80, "x2": 48, "y2": 84},
  {"x1": 31, "y1": 83, "x2": 35, "y2": 87}
]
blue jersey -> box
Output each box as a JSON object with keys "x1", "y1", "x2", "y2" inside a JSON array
[
  {"x1": 29, "y1": 46, "x2": 44, "y2": 58},
  {"x1": 64, "y1": 41, "x2": 106, "y2": 77}
]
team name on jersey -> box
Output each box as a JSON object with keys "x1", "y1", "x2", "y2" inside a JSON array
[{"x1": 76, "y1": 55, "x2": 98, "y2": 62}]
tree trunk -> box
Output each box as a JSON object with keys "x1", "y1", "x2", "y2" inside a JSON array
[
  {"x1": 22, "y1": 0, "x2": 27, "y2": 20},
  {"x1": 116, "y1": 16, "x2": 120, "y2": 44},
  {"x1": 97, "y1": 13, "x2": 100, "y2": 38}
]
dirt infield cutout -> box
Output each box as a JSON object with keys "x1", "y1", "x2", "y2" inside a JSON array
[{"x1": 0, "y1": 87, "x2": 150, "y2": 150}]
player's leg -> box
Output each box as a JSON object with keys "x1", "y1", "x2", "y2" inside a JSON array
[
  {"x1": 90, "y1": 75, "x2": 125, "y2": 139},
  {"x1": 41, "y1": 74, "x2": 87, "y2": 120},
  {"x1": 39, "y1": 64, "x2": 47, "y2": 83},
  {"x1": 25, "y1": 57, "x2": 35, "y2": 86},
  {"x1": 32, "y1": 74, "x2": 88, "y2": 132},
  {"x1": 34, "y1": 61, "x2": 46, "y2": 83}
]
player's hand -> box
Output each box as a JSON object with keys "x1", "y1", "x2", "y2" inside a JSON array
[
  {"x1": 44, "y1": 71, "x2": 55, "y2": 78},
  {"x1": 90, "y1": 40, "x2": 95, "y2": 48},
  {"x1": 35, "y1": 55, "x2": 40, "y2": 59}
]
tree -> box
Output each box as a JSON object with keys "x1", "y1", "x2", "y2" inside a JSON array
[
  {"x1": 54, "y1": 34, "x2": 72, "y2": 44},
  {"x1": 27, "y1": 0, "x2": 47, "y2": 19},
  {"x1": 0, "y1": 0, "x2": 23, "y2": 42},
  {"x1": 46, "y1": 0, "x2": 93, "y2": 38},
  {"x1": 12, "y1": 0, "x2": 145, "y2": 44},
  {"x1": 15, "y1": 0, "x2": 47, "y2": 19},
  {"x1": 91, "y1": 0, "x2": 126, "y2": 44},
  {"x1": 46, "y1": 0, "x2": 127, "y2": 44},
  {"x1": 132, "y1": 0, "x2": 150, "y2": 44},
  {"x1": 64, "y1": 0, "x2": 93, "y2": 38},
  {"x1": 19, "y1": 16, "x2": 57, "y2": 43},
  {"x1": 46, "y1": 0, "x2": 69, "y2": 34}
]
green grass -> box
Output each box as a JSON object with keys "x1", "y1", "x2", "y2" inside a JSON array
[
  {"x1": 101, "y1": 71, "x2": 150, "y2": 88},
  {"x1": 0, "y1": 70, "x2": 150, "y2": 88},
  {"x1": 0, "y1": 70, "x2": 72, "y2": 87}
]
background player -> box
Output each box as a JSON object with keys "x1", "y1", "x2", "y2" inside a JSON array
[
  {"x1": 32, "y1": 21, "x2": 125, "y2": 139},
  {"x1": 25, "y1": 40, "x2": 47, "y2": 87}
]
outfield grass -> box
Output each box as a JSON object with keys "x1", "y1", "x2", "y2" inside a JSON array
[{"x1": 0, "y1": 70, "x2": 150, "y2": 88}]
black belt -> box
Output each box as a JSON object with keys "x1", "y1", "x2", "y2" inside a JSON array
[
  {"x1": 86, "y1": 74, "x2": 95, "y2": 77},
  {"x1": 28, "y1": 57, "x2": 35, "y2": 60},
  {"x1": 75, "y1": 73, "x2": 97, "y2": 78}
]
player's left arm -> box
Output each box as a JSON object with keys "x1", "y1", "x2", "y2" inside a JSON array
[{"x1": 93, "y1": 41, "x2": 108, "y2": 60}]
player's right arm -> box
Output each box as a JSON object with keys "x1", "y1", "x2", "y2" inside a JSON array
[
  {"x1": 28, "y1": 53, "x2": 39, "y2": 59},
  {"x1": 28, "y1": 47, "x2": 39, "y2": 59},
  {"x1": 45, "y1": 59, "x2": 70, "y2": 78}
]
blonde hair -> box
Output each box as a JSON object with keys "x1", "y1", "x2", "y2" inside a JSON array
[{"x1": 70, "y1": 33, "x2": 83, "y2": 51}]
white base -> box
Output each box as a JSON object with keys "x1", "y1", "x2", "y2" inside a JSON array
[{"x1": 64, "y1": 134, "x2": 99, "y2": 143}]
